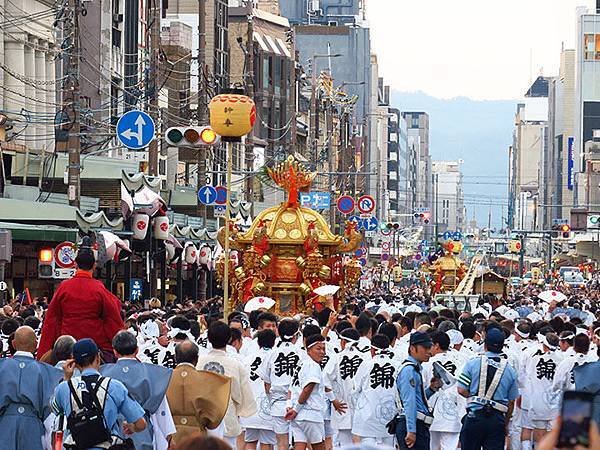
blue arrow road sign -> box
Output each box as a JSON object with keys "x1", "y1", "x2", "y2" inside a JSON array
[
  {"x1": 452, "y1": 231, "x2": 463, "y2": 241},
  {"x1": 116, "y1": 110, "x2": 155, "y2": 150},
  {"x1": 363, "y1": 216, "x2": 379, "y2": 231},
  {"x1": 442, "y1": 231, "x2": 452, "y2": 241},
  {"x1": 347, "y1": 215, "x2": 364, "y2": 230},
  {"x1": 198, "y1": 185, "x2": 217, "y2": 205}
]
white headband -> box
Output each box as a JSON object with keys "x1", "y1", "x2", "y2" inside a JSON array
[
  {"x1": 515, "y1": 328, "x2": 529, "y2": 338},
  {"x1": 539, "y1": 334, "x2": 558, "y2": 350},
  {"x1": 559, "y1": 333, "x2": 574, "y2": 341},
  {"x1": 307, "y1": 340, "x2": 324, "y2": 349}
]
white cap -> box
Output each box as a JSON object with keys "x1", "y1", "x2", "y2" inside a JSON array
[
  {"x1": 446, "y1": 329, "x2": 464, "y2": 346},
  {"x1": 527, "y1": 312, "x2": 542, "y2": 322},
  {"x1": 504, "y1": 309, "x2": 520, "y2": 321}
]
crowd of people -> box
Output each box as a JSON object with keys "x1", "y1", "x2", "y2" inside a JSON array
[{"x1": 0, "y1": 245, "x2": 599, "y2": 450}]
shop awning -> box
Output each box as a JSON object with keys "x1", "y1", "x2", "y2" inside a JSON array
[
  {"x1": 0, "y1": 221, "x2": 78, "y2": 242},
  {"x1": 0, "y1": 198, "x2": 77, "y2": 222}
]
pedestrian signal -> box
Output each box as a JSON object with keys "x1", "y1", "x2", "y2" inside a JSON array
[
  {"x1": 165, "y1": 126, "x2": 220, "y2": 146},
  {"x1": 508, "y1": 240, "x2": 521, "y2": 254}
]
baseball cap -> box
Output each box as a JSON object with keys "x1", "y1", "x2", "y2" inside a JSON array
[
  {"x1": 410, "y1": 331, "x2": 433, "y2": 348},
  {"x1": 485, "y1": 328, "x2": 505, "y2": 353},
  {"x1": 72, "y1": 338, "x2": 99, "y2": 364}
]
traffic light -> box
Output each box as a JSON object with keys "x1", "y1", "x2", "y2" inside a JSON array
[
  {"x1": 507, "y1": 240, "x2": 522, "y2": 254},
  {"x1": 561, "y1": 224, "x2": 571, "y2": 239},
  {"x1": 413, "y1": 212, "x2": 431, "y2": 224},
  {"x1": 165, "y1": 126, "x2": 220, "y2": 147},
  {"x1": 38, "y1": 248, "x2": 53, "y2": 278}
]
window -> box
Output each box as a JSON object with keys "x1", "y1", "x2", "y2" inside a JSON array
[
  {"x1": 584, "y1": 34, "x2": 600, "y2": 60},
  {"x1": 411, "y1": 116, "x2": 419, "y2": 128},
  {"x1": 263, "y1": 57, "x2": 269, "y2": 89}
]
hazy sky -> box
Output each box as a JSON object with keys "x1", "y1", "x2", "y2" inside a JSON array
[{"x1": 368, "y1": 0, "x2": 595, "y2": 100}]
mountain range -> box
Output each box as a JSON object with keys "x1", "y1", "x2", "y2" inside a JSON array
[{"x1": 391, "y1": 91, "x2": 517, "y2": 228}]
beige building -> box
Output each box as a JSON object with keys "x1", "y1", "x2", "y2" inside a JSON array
[
  {"x1": 508, "y1": 77, "x2": 549, "y2": 230},
  {"x1": 545, "y1": 49, "x2": 576, "y2": 228}
]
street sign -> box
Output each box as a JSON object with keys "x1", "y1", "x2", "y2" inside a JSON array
[
  {"x1": 300, "y1": 192, "x2": 331, "y2": 209},
  {"x1": 414, "y1": 207, "x2": 431, "y2": 213},
  {"x1": 381, "y1": 254, "x2": 389, "y2": 261},
  {"x1": 198, "y1": 185, "x2": 217, "y2": 205},
  {"x1": 363, "y1": 216, "x2": 379, "y2": 232},
  {"x1": 587, "y1": 214, "x2": 600, "y2": 229},
  {"x1": 355, "y1": 247, "x2": 366, "y2": 257},
  {"x1": 442, "y1": 231, "x2": 452, "y2": 241},
  {"x1": 0, "y1": 281, "x2": 6, "y2": 291},
  {"x1": 357, "y1": 195, "x2": 375, "y2": 214},
  {"x1": 116, "y1": 110, "x2": 155, "y2": 150},
  {"x1": 365, "y1": 230, "x2": 375, "y2": 237},
  {"x1": 53, "y1": 267, "x2": 76, "y2": 279},
  {"x1": 452, "y1": 231, "x2": 463, "y2": 241},
  {"x1": 336, "y1": 196, "x2": 355, "y2": 215},
  {"x1": 359, "y1": 258, "x2": 367, "y2": 266},
  {"x1": 381, "y1": 242, "x2": 390, "y2": 251},
  {"x1": 130, "y1": 278, "x2": 143, "y2": 301},
  {"x1": 347, "y1": 215, "x2": 361, "y2": 224},
  {"x1": 54, "y1": 241, "x2": 76, "y2": 269},
  {"x1": 215, "y1": 186, "x2": 228, "y2": 205},
  {"x1": 214, "y1": 205, "x2": 226, "y2": 218}
]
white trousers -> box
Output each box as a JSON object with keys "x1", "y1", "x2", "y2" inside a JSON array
[
  {"x1": 430, "y1": 431, "x2": 460, "y2": 450},
  {"x1": 359, "y1": 436, "x2": 394, "y2": 447},
  {"x1": 334, "y1": 430, "x2": 353, "y2": 447}
]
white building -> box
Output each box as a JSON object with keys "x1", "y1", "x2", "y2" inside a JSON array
[
  {"x1": 432, "y1": 160, "x2": 465, "y2": 233},
  {"x1": 1, "y1": 0, "x2": 57, "y2": 151},
  {"x1": 575, "y1": 5, "x2": 600, "y2": 208}
]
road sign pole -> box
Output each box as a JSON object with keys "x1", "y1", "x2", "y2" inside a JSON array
[{"x1": 0, "y1": 261, "x2": 6, "y2": 306}]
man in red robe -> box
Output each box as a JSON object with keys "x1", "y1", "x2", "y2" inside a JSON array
[{"x1": 38, "y1": 238, "x2": 124, "y2": 361}]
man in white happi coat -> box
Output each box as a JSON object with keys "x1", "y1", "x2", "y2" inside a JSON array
[
  {"x1": 242, "y1": 329, "x2": 277, "y2": 450},
  {"x1": 422, "y1": 331, "x2": 467, "y2": 450},
  {"x1": 521, "y1": 332, "x2": 564, "y2": 448},
  {"x1": 322, "y1": 328, "x2": 367, "y2": 447},
  {"x1": 197, "y1": 321, "x2": 257, "y2": 449},
  {"x1": 351, "y1": 334, "x2": 400, "y2": 447},
  {"x1": 553, "y1": 333, "x2": 597, "y2": 394},
  {"x1": 258, "y1": 319, "x2": 302, "y2": 450}
]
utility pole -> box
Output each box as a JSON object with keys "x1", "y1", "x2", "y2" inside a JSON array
[
  {"x1": 66, "y1": 0, "x2": 81, "y2": 208},
  {"x1": 197, "y1": 0, "x2": 208, "y2": 224},
  {"x1": 326, "y1": 98, "x2": 336, "y2": 229},
  {"x1": 309, "y1": 57, "x2": 317, "y2": 163},
  {"x1": 244, "y1": 9, "x2": 255, "y2": 215},
  {"x1": 147, "y1": 0, "x2": 160, "y2": 175},
  {"x1": 288, "y1": 29, "x2": 298, "y2": 152}
]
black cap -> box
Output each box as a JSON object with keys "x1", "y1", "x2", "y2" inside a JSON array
[{"x1": 410, "y1": 331, "x2": 433, "y2": 348}]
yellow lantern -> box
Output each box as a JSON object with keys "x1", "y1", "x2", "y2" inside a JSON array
[{"x1": 209, "y1": 94, "x2": 256, "y2": 139}]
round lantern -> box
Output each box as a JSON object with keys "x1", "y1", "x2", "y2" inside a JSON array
[
  {"x1": 209, "y1": 94, "x2": 256, "y2": 140},
  {"x1": 153, "y1": 216, "x2": 169, "y2": 240},
  {"x1": 132, "y1": 213, "x2": 149, "y2": 240},
  {"x1": 184, "y1": 242, "x2": 198, "y2": 264}
]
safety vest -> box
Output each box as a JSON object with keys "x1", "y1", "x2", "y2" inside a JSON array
[{"x1": 467, "y1": 356, "x2": 509, "y2": 413}]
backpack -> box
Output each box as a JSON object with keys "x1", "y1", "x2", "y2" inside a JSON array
[{"x1": 66, "y1": 376, "x2": 112, "y2": 449}]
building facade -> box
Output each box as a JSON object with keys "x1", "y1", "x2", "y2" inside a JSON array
[
  {"x1": 575, "y1": 5, "x2": 600, "y2": 210},
  {"x1": 402, "y1": 111, "x2": 431, "y2": 215},
  {"x1": 432, "y1": 161, "x2": 465, "y2": 233},
  {"x1": 508, "y1": 77, "x2": 549, "y2": 230}
]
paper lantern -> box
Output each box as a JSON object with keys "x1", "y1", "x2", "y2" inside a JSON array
[
  {"x1": 165, "y1": 242, "x2": 176, "y2": 261},
  {"x1": 209, "y1": 94, "x2": 256, "y2": 139},
  {"x1": 132, "y1": 213, "x2": 149, "y2": 240},
  {"x1": 198, "y1": 245, "x2": 211, "y2": 265},
  {"x1": 184, "y1": 242, "x2": 198, "y2": 264},
  {"x1": 153, "y1": 216, "x2": 169, "y2": 240}
]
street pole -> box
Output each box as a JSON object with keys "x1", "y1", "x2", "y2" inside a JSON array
[
  {"x1": 434, "y1": 173, "x2": 439, "y2": 241},
  {"x1": 326, "y1": 98, "x2": 335, "y2": 228},
  {"x1": 519, "y1": 234, "x2": 525, "y2": 276},
  {"x1": 310, "y1": 57, "x2": 317, "y2": 163},
  {"x1": 223, "y1": 140, "x2": 233, "y2": 319},
  {"x1": 147, "y1": 0, "x2": 160, "y2": 175},
  {"x1": 197, "y1": 0, "x2": 208, "y2": 225},
  {"x1": 244, "y1": 11, "x2": 255, "y2": 216},
  {"x1": 66, "y1": 0, "x2": 81, "y2": 208}
]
